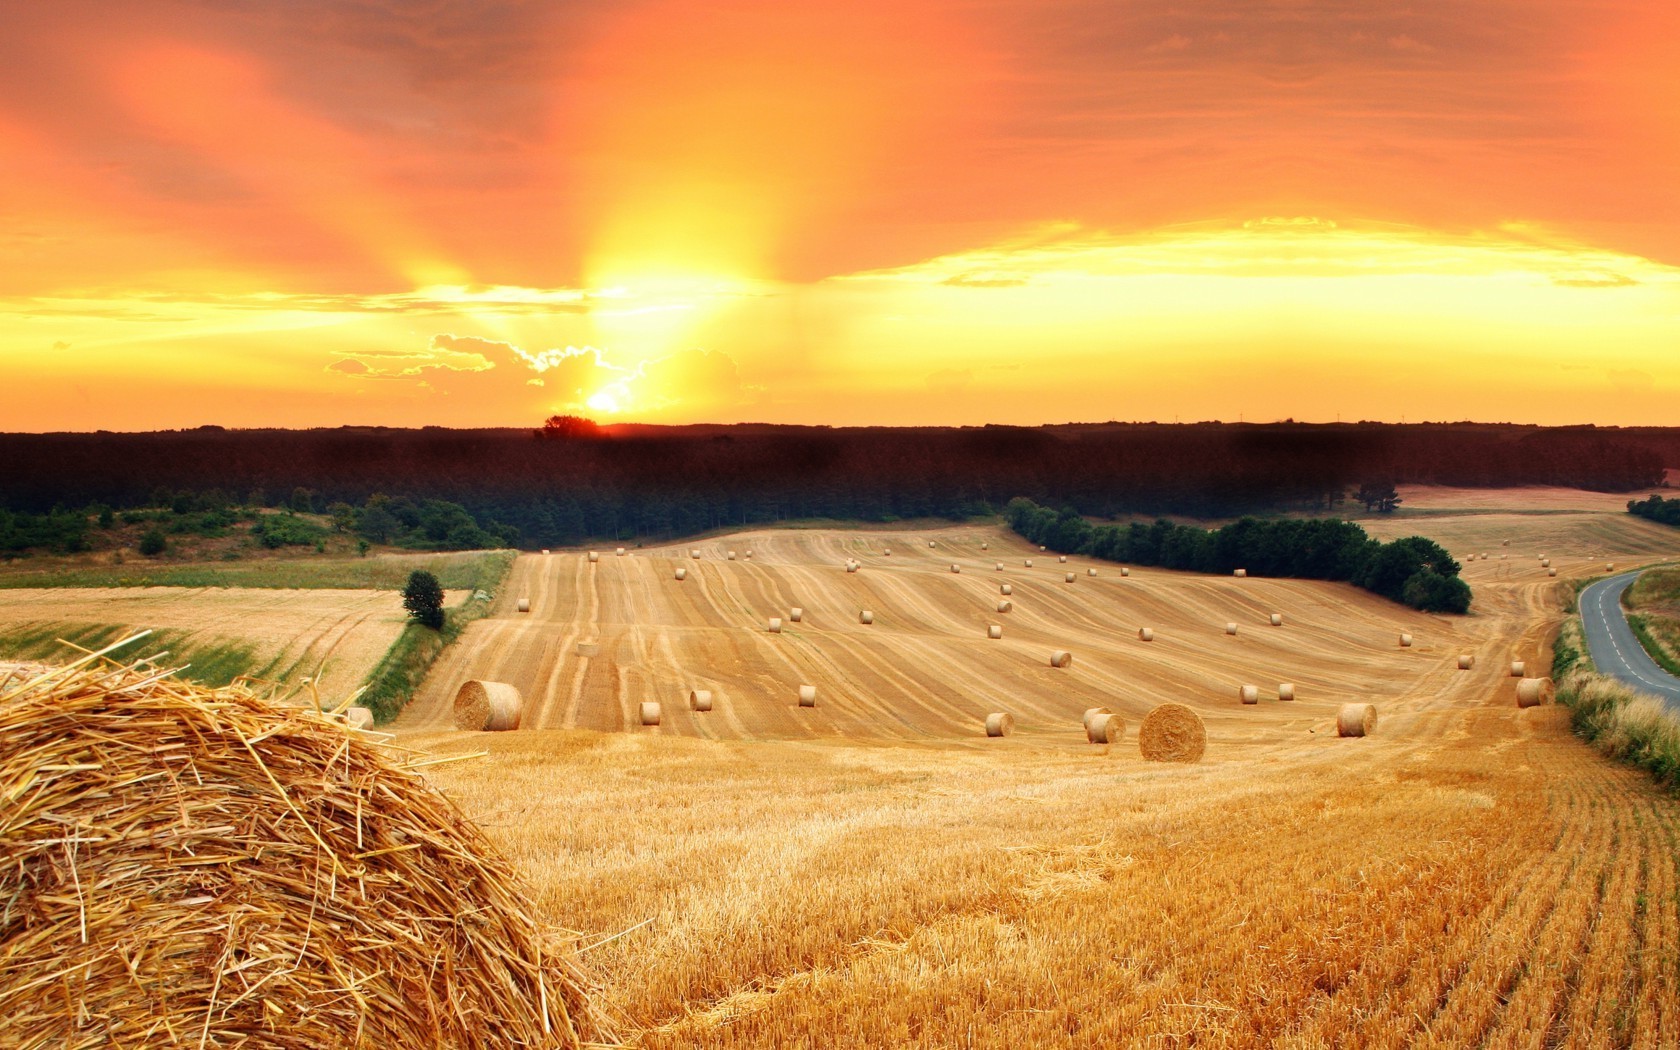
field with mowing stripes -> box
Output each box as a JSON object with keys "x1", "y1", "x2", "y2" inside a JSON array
[{"x1": 396, "y1": 504, "x2": 1680, "y2": 1047}]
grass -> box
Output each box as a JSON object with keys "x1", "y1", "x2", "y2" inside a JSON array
[
  {"x1": 1626, "y1": 614, "x2": 1680, "y2": 677},
  {"x1": 0, "y1": 549, "x2": 515, "y2": 592},
  {"x1": 0, "y1": 621, "x2": 259, "y2": 687},
  {"x1": 1552, "y1": 615, "x2": 1595, "y2": 679},
  {"x1": 358, "y1": 553, "x2": 514, "y2": 722},
  {"x1": 1558, "y1": 668, "x2": 1680, "y2": 788}
]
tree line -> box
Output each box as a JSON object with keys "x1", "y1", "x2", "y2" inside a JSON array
[
  {"x1": 1628, "y1": 494, "x2": 1680, "y2": 528},
  {"x1": 0, "y1": 422, "x2": 1668, "y2": 550},
  {"x1": 1005, "y1": 497, "x2": 1472, "y2": 613}
]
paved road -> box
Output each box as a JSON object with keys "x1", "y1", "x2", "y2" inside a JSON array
[{"x1": 1578, "y1": 570, "x2": 1680, "y2": 710}]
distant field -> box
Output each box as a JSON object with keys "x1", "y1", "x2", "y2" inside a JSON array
[
  {"x1": 397, "y1": 506, "x2": 1680, "y2": 1047},
  {"x1": 0, "y1": 587, "x2": 464, "y2": 700},
  {"x1": 0, "y1": 549, "x2": 513, "y2": 592}
]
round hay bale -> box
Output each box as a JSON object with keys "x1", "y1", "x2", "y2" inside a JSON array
[
  {"x1": 951, "y1": 563, "x2": 962, "y2": 573},
  {"x1": 1278, "y1": 683, "x2": 1296, "y2": 701},
  {"x1": 860, "y1": 610, "x2": 874, "y2": 624},
  {"x1": 982, "y1": 542, "x2": 989, "y2": 550},
  {"x1": 727, "y1": 551, "x2": 737, "y2": 560},
  {"x1": 883, "y1": 549, "x2": 891, "y2": 556},
  {"x1": 640, "y1": 701, "x2": 662, "y2": 726},
  {"x1": 1120, "y1": 567, "x2": 1130, "y2": 577},
  {"x1": 1001, "y1": 583, "x2": 1013, "y2": 595},
  {"x1": 1082, "y1": 707, "x2": 1112, "y2": 741},
  {"x1": 1065, "y1": 572, "x2": 1076, "y2": 583},
  {"x1": 1548, "y1": 568, "x2": 1558, "y2": 577},
  {"x1": 767, "y1": 617, "x2": 783, "y2": 633},
  {"x1": 1089, "y1": 712, "x2": 1124, "y2": 744},
  {"x1": 691, "y1": 549, "x2": 701, "y2": 559},
  {"x1": 988, "y1": 624, "x2": 1003, "y2": 639},
  {"x1": 1516, "y1": 677, "x2": 1554, "y2": 708},
  {"x1": 1399, "y1": 633, "x2": 1413, "y2": 647},
  {"x1": 576, "y1": 642, "x2": 600, "y2": 658},
  {"x1": 996, "y1": 562, "x2": 1005, "y2": 571},
  {"x1": 997, "y1": 600, "x2": 1013, "y2": 613},
  {"x1": 0, "y1": 664, "x2": 605, "y2": 1048},
  {"x1": 1087, "y1": 568, "x2": 1098, "y2": 577},
  {"x1": 454, "y1": 680, "x2": 524, "y2": 731},
  {"x1": 929, "y1": 540, "x2": 937, "y2": 548},
  {"x1": 1510, "y1": 660, "x2": 1526, "y2": 677},
  {"x1": 845, "y1": 561, "x2": 859, "y2": 573},
  {"x1": 1239, "y1": 684, "x2": 1259, "y2": 705},
  {"x1": 1050, "y1": 650, "x2": 1073, "y2": 668},
  {"x1": 1269, "y1": 613, "x2": 1283, "y2": 627},
  {"x1": 1138, "y1": 627, "x2": 1155, "y2": 641},
  {"x1": 1606, "y1": 562, "x2": 1615, "y2": 572},
  {"x1": 541, "y1": 548, "x2": 550, "y2": 555},
  {"x1": 344, "y1": 706, "x2": 375, "y2": 730},
  {"x1": 745, "y1": 550, "x2": 753, "y2": 559},
  {"x1": 1458, "y1": 654, "x2": 1474, "y2": 670},
  {"x1": 587, "y1": 551, "x2": 599, "y2": 563},
  {"x1": 1058, "y1": 555, "x2": 1068, "y2": 564},
  {"x1": 789, "y1": 607, "x2": 804, "y2": 622},
  {"x1": 1541, "y1": 558, "x2": 1551, "y2": 567},
  {"x1": 1138, "y1": 703, "x2": 1206, "y2": 763},
  {"x1": 1234, "y1": 568, "x2": 1247, "y2": 578},
  {"x1": 1025, "y1": 559, "x2": 1034, "y2": 567},
  {"x1": 1040, "y1": 545, "x2": 1047, "y2": 552},
  {"x1": 985, "y1": 712, "x2": 1014, "y2": 737},
  {"x1": 1337, "y1": 702, "x2": 1377, "y2": 737},
  {"x1": 616, "y1": 547, "x2": 626, "y2": 556},
  {"x1": 1225, "y1": 622, "x2": 1238, "y2": 636},
  {"x1": 689, "y1": 688, "x2": 713, "y2": 712},
  {"x1": 1540, "y1": 553, "x2": 1549, "y2": 560},
  {"x1": 674, "y1": 567, "x2": 688, "y2": 581},
  {"x1": 516, "y1": 598, "x2": 531, "y2": 613},
  {"x1": 797, "y1": 684, "x2": 817, "y2": 707},
  {"x1": 1502, "y1": 539, "x2": 1510, "y2": 546}
]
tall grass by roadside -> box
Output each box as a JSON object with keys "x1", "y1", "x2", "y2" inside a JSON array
[
  {"x1": 0, "y1": 549, "x2": 515, "y2": 592},
  {"x1": 1557, "y1": 668, "x2": 1680, "y2": 788},
  {"x1": 1626, "y1": 613, "x2": 1680, "y2": 677},
  {"x1": 358, "y1": 551, "x2": 515, "y2": 722}
]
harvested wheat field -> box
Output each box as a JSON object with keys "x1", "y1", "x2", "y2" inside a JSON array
[
  {"x1": 0, "y1": 587, "x2": 451, "y2": 698},
  {"x1": 386, "y1": 510, "x2": 1680, "y2": 1047}
]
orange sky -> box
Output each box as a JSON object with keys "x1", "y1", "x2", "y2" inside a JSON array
[{"x1": 2, "y1": 0, "x2": 1678, "y2": 430}]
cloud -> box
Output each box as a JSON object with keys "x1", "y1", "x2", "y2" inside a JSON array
[
  {"x1": 942, "y1": 273, "x2": 1029, "y2": 288},
  {"x1": 425, "y1": 332, "x2": 744, "y2": 413},
  {"x1": 325, "y1": 340, "x2": 496, "y2": 380},
  {"x1": 1608, "y1": 368, "x2": 1654, "y2": 393},
  {"x1": 1552, "y1": 272, "x2": 1638, "y2": 288}
]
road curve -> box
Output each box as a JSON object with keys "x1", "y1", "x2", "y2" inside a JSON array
[{"x1": 1577, "y1": 570, "x2": 1680, "y2": 710}]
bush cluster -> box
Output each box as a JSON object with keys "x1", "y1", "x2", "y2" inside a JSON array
[{"x1": 1005, "y1": 497, "x2": 1471, "y2": 613}]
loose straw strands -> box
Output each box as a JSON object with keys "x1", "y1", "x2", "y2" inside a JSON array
[{"x1": 0, "y1": 657, "x2": 610, "y2": 1049}]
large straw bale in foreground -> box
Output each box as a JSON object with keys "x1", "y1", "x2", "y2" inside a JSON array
[
  {"x1": 1138, "y1": 703, "x2": 1206, "y2": 762},
  {"x1": 0, "y1": 661, "x2": 606, "y2": 1048},
  {"x1": 454, "y1": 679, "x2": 523, "y2": 731}
]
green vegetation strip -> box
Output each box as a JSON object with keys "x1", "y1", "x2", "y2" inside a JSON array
[
  {"x1": 0, "y1": 550, "x2": 514, "y2": 592},
  {"x1": 0, "y1": 622, "x2": 259, "y2": 688},
  {"x1": 1625, "y1": 614, "x2": 1680, "y2": 678},
  {"x1": 1557, "y1": 668, "x2": 1680, "y2": 789},
  {"x1": 359, "y1": 556, "x2": 517, "y2": 723}
]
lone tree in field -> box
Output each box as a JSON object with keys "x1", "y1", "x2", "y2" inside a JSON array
[
  {"x1": 1355, "y1": 480, "x2": 1403, "y2": 513},
  {"x1": 402, "y1": 570, "x2": 445, "y2": 630}
]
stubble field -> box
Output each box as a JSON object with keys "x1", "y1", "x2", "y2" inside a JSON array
[{"x1": 396, "y1": 495, "x2": 1680, "y2": 1047}]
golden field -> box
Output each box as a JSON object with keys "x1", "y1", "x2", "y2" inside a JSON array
[{"x1": 391, "y1": 496, "x2": 1680, "y2": 1047}]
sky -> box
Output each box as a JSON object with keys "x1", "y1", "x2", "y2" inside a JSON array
[{"x1": 2, "y1": 0, "x2": 1679, "y2": 430}]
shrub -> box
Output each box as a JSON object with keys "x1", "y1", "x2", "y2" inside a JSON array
[{"x1": 138, "y1": 530, "x2": 167, "y2": 557}]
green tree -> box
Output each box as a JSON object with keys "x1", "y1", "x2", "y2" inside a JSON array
[
  {"x1": 327, "y1": 501, "x2": 355, "y2": 533},
  {"x1": 1355, "y1": 480, "x2": 1402, "y2": 513},
  {"x1": 138, "y1": 529, "x2": 167, "y2": 556},
  {"x1": 402, "y1": 570, "x2": 446, "y2": 630}
]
